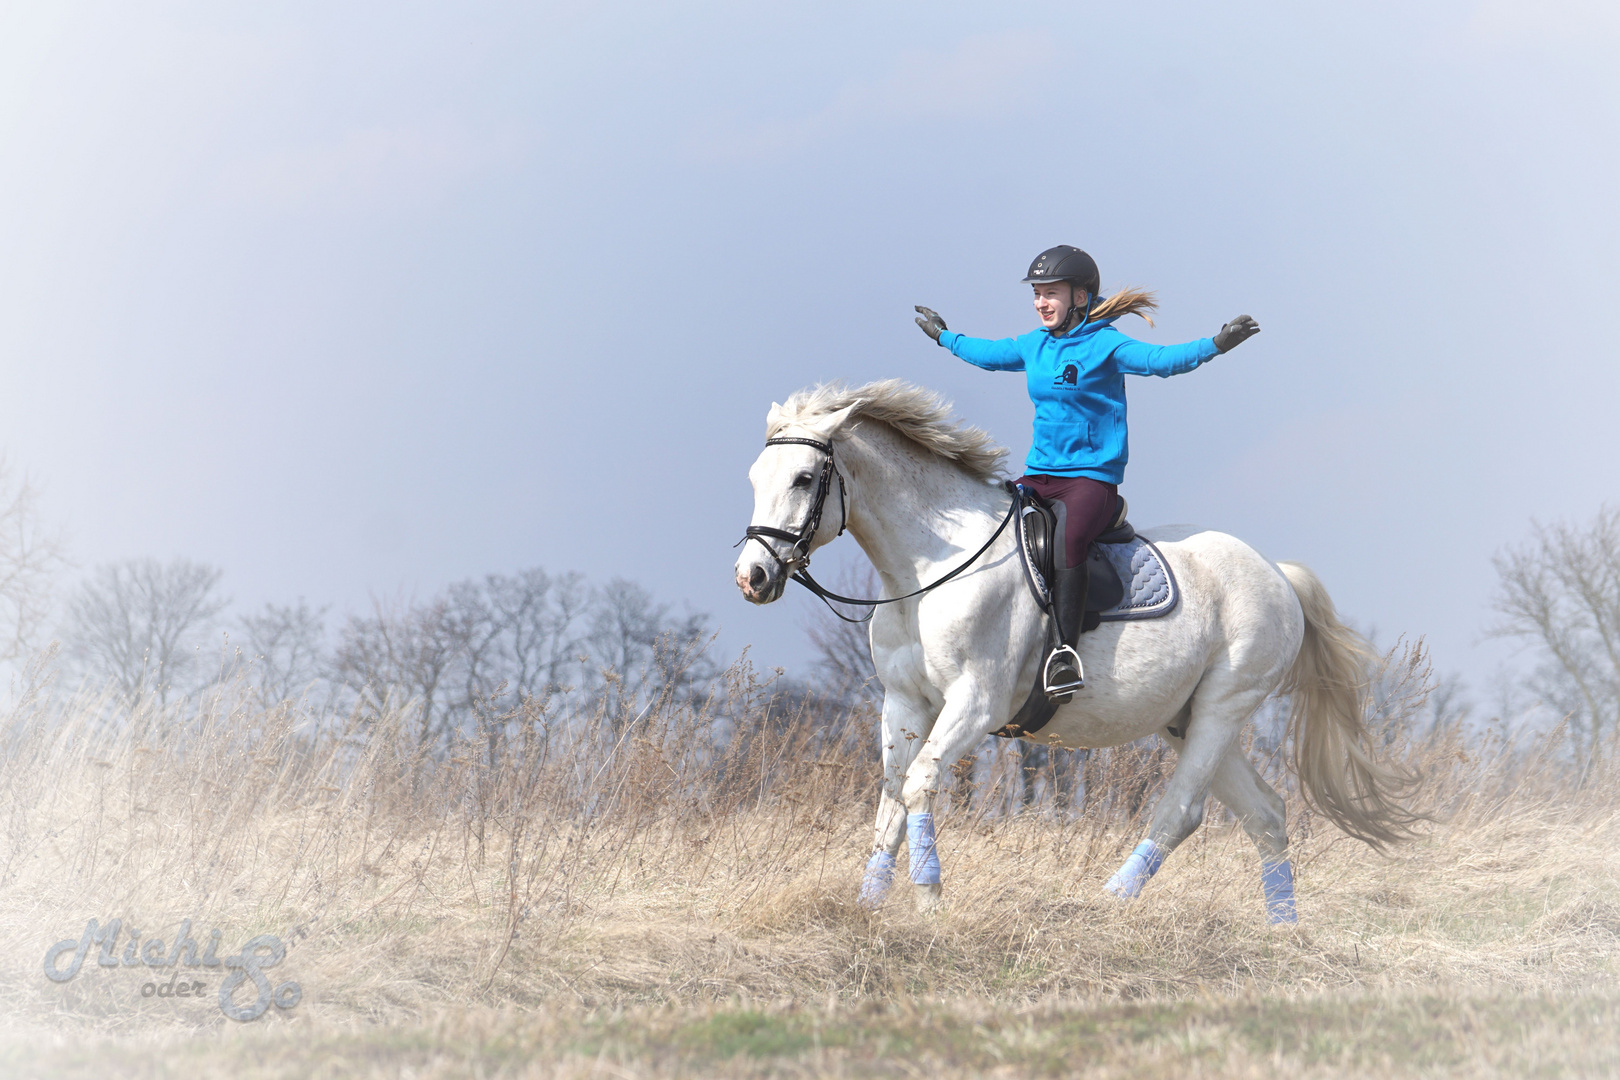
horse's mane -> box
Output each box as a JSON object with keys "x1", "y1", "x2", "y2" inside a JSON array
[{"x1": 769, "y1": 379, "x2": 1008, "y2": 481}]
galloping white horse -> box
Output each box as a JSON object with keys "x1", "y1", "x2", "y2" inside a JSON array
[{"x1": 734, "y1": 380, "x2": 1416, "y2": 922}]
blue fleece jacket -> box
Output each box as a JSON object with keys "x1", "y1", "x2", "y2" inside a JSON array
[{"x1": 938, "y1": 319, "x2": 1218, "y2": 483}]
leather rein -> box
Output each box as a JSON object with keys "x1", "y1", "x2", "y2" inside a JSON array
[{"x1": 737, "y1": 436, "x2": 1018, "y2": 624}]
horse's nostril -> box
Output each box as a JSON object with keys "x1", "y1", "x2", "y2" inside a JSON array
[{"x1": 749, "y1": 566, "x2": 767, "y2": 592}]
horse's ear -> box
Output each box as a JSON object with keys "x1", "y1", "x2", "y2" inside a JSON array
[
  {"x1": 807, "y1": 401, "x2": 861, "y2": 441},
  {"x1": 765, "y1": 402, "x2": 785, "y2": 433}
]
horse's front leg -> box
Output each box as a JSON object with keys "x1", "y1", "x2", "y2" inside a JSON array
[
  {"x1": 896, "y1": 674, "x2": 995, "y2": 912},
  {"x1": 858, "y1": 690, "x2": 936, "y2": 907}
]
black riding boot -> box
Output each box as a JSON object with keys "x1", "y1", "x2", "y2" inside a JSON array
[{"x1": 1042, "y1": 564, "x2": 1090, "y2": 700}]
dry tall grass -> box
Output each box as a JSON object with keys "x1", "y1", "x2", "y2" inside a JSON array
[{"x1": 1, "y1": 652, "x2": 1617, "y2": 1077}]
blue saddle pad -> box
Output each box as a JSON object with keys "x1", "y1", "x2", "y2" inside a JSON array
[{"x1": 1095, "y1": 536, "x2": 1178, "y2": 621}]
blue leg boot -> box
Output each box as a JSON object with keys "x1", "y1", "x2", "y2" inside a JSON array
[
  {"x1": 1262, "y1": 859, "x2": 1297, "y2": 924},
  {"x1": 1104, "y1": 839, "x2": 1167, "y2": 899},
  {"x1": 907, "y1": 813, "x2": 941, "y2": 885},
  {"x1": 858, "y1": 851, "x2": 896, "y2": 907}
]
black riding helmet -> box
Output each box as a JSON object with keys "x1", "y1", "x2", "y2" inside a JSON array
[
  {"x1": 1022, "y1": 245, "x2": 1100, "y2": 333},
  {"x1": 1022, "y1": 245, "x2": 1100, "y2": 294}
]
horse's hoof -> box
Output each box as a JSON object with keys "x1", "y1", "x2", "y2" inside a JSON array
[{"x1": 913, "y1": 882, "x2": 943, "y2": 913}]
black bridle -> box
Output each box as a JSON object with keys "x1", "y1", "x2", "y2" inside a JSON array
[
  {"x1": 739, "y1": 436, "x2": 848, "y2": 572},
  {"x1": 737, "y1": 436, "x2": 1019, "y2": 623}
]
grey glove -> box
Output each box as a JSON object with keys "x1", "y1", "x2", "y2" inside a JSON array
[
  {"x1": 914, "y1": 305, "x2": 948, "y2": 342},
  {"x1": 1213, "y1": 314, "x2": 1260, "y2": 353}
]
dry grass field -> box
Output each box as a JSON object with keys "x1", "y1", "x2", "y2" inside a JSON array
[{"x1": 1, "y1": 657, "x2": 1617, "y2": 1078}]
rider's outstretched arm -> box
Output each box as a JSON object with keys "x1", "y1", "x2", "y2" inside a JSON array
[
  {"x1": 1108, "y1": 314, "x2": 1260, "y2": 378},
  {"x1": 915, "y1": 305, "x2": 1027, "y2": 371},
  {"x1": 941, "y1": 330, "x2": 1027, "y2": 372},
  {"x1": 1108, "y1": 333, "x2": 1219, "y2": 378}
]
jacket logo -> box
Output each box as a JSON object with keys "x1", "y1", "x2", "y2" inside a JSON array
[{"x1": 1053, "y1": 364, "x2": 1078, "y2": 387}]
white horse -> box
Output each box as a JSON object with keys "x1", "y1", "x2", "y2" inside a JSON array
[{"x1": 734, "y1": 380, "x2": 1417, "y2": 921}]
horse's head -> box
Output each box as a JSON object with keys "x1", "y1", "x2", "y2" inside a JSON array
[{"x1": 734, "y1": 400, "x2": 859, "y2": 604}]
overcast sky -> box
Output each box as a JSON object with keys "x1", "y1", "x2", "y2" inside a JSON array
[{"x1": 1, "y1": 1, "x2": 1616, "y2": 700}]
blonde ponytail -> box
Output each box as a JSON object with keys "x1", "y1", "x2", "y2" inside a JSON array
[{"x1": 1087, "y1": 287, "x2": 1158, "y2": 327}]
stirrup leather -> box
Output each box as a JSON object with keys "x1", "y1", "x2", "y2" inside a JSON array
[{"x1": 1042, "y1": 644, "x2": 1084, "y2": 698}]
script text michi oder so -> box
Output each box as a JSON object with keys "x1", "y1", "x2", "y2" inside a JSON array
[{"x1": 44, "y1": 918, "x2": 303, "y2": 1021}]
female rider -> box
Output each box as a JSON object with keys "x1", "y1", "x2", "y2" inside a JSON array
[{"x1": 914, "y1": 245, "x2": 1259, "y2": 699}]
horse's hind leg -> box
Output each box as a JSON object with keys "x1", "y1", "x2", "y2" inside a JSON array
[
  {"x1": 1104, "y1": 672, "x2": 1274, "y2": 900},
  {"x1": 1207, "y1": 745, "x2": 1297, "y2": 924}
]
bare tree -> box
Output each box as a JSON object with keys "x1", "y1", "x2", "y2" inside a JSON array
[
  {"x1": 331, "y1": 595, "x2": 467, "y2": 746},
  {"x1": 63, "y1": 558, "x2": 229, "y2": 706},
  {"x1": 239, "y1": 599, "x2": 329, "y2": 706},
  {"x1": 446, "y1": 568, "x2": 592, "y2": 711},
  {"x1": 589, "y1": 578, "x2": 714, "y2": 723},
  {"x1": 1492, "y1": 505, "x2": 1620, "y2": 770},
  {"x1": 332, "y1": 570, "x2": 718, "y2": 749},
  {"x1": 0, "y1": 459, "x2": 68, "y2": 663},
  {"x1": 443, "y1": 569, "x2": 591, "y2": 765},
  {"x1": 804, "y1": 565, "x2": 879, "y2": 702},
  {"x1": 1428, "y1": 669, "x2": 1472, "y2": 739},
  {"x1": 590, "y1": 578, "x2": 665, "y2": 685}
]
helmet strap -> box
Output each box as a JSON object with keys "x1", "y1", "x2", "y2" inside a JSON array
[{"x1": 1052, "y1": 286, "x2": 1095, "y2": 336}]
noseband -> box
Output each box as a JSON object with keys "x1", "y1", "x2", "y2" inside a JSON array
[
  {"x1": 738, "y1": 436, "x2": 847, "y2": 573},
  {"x1": 737, "y1": 436, "x2": 1019, "y2": 624}
]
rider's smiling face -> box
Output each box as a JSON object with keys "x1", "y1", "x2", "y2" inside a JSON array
[{"x1": 1032, "y1": 282, "x2": 1085, "y2": 330}]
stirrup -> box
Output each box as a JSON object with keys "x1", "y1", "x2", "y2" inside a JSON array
[{"x1": 1042, "y1": 644, "x2": 1084, "y2": 699}]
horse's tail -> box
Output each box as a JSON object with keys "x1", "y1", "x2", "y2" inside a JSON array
[{"x1": 1276, "y1": 561, "x2": 1423, "y2": 849}]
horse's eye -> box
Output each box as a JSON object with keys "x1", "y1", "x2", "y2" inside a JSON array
[{"x1": 791, "y1": 472, "x2": 815, "y2": 489}]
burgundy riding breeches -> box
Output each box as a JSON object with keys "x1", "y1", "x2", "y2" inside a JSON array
[{"x1": 1017, "y1": 473, "x2": 1119, "y2": 570}]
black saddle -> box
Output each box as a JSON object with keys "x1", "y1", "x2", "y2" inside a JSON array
[
  {"x1": 1014, "y1": 485, "x2": 1134, "y2": 630},
  {"x1": 993, "y1": 484, "x2": 1135, "y2": 741}
]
